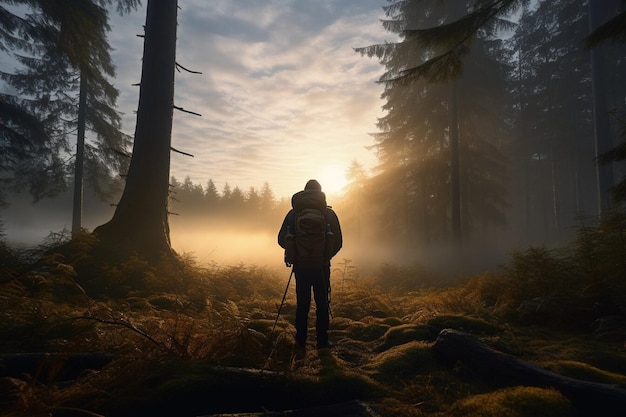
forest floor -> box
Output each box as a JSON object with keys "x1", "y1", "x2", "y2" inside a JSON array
[{"x1": 1, "y1": 234, "x2": 626, "y2": 416}]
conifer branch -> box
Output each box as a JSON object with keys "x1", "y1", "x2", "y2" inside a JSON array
[
  {"x1": 388, "y1": 0, "x2": 520, "y2": 84},
  {"x1": 111, "y1": 148, "x2": 131, "y2": 159}
]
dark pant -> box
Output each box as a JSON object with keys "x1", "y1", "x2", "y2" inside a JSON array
[{"x1": 294, "y1": 266, "x2": 330, "y2": 347}]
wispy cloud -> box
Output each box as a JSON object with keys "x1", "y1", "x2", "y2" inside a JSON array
[{"x1": 110, "y1": 0, "x2": 389, "y2": 198}]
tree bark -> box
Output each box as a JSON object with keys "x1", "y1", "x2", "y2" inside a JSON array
[
  {"x1": 449, "y1": 82, "x2": 461, "y2": 242},
  {"x1": 0, "y1": 352, "x2": 113, "y2": 383},
  {"x1": 200, "y1": 399, "x2": 377, "y2": 417},
  {"x1": 72, "y1": 72, "x2": 87, "y2": 236},
  {"x1": 94, "y1": 0, "x2": 178, "y2": 262},
  {"x1": 433, "y1": 329, "x2": 626, "y2": 417},
  {"x1": 588, "y1": 0, "x2": 617, "y2": 217}
]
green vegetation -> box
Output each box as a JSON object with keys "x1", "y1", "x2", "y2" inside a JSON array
[{"x1": 0, "y1": 213, "x2": 625, "y2": 416}]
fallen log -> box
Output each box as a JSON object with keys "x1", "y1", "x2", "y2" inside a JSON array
[
  {"x1": 0, "y1": 352, "x2": 113, "y2": 383},
  {"x1": 200, "y1": 399, "x2": 378, "y2": 417},
  {"x1": 433, "y1": 328, "x2": 626, "y2": 417}
]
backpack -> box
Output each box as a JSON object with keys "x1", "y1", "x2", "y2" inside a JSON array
[{"x1": 284, "y1": 190, "x2": 334, "y2": 268}]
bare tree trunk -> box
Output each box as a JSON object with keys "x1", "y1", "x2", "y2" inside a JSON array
[
  {"x1": 449, "y1": 82, "x2": 461, "y2": 242},
  {"x1": 72, "y1": 73, "x2": 87, "y2": 236},
  {"x1": 588, "y1": 0, "x2": 617, "y2": 218},
  {"x1": 94, "y1": 0, "x2": 178, "y2": 262}
]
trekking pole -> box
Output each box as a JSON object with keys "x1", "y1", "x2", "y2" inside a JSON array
[
  {"x1": 269, "y1": 265, "x2": 294, "y2": 341},
  {"x1": 265, "y1": 266, "x2": 294, "y2": 369},
  {"x1": 327, "y1": 284, "x2": 333, "y2": 319},
  {"x1": 321, "y1": 266, "x2": 334, "y2": 319}
]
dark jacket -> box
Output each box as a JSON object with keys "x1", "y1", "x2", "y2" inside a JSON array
[{"x1": 277, "y1": 206, "x2": 343, "y2": 263}]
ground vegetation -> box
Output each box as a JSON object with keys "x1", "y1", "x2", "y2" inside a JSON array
[{"x1": 0, "y1": 212, "x2": 625, "y2": 416}]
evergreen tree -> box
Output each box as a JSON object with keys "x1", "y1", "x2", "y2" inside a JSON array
[
  {"x1": 356, "y1": 0, "x2": 450, "y2": 244},
  {"x1": 508, "y1": 0, "x2": 625, "y2": 242},
  {"x1": 228, "y1": 186, "x2": 245, "y2": 212},
  {"x1": 1, "y1": 3, "x2": 63, "y2": 203},
  {"x1": 380, "y1": 0, "x2": 527, "y2": 84},
  {"x1": 259, "y1": 182, "x2": 276, "y2": 213},
  {"x1": 356, "y1": 0, "x2": 512, "y2": 245},
  {"x1": 220, "y1": 182, "x2": 232, "y2": 209},
  {"x1": 586, "y1": 0, "x2": 625, "y2": 214},
  {"x1": 587, "y1": 0, "x2": 626, "y2": 205},
  {"x1": 204, "y1": 179, "x2": 220, "y2": 211},
  {"x1": 246, "y1": 186, "x2": 260, "y2": 213},
  {"x1": 0, "y1": 0, "x2": 137, "y2": 229},
  {"x1": 509, "y1": 1, "x2": 592, "y2": 242},
  {"x1": 176, "y1": 175, "x2": 204, "y2": 214}
]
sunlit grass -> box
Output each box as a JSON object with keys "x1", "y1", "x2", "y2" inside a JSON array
[
  {"x1": 447, "y1": 386, "x2": 576, "y2": 417},
  {"x1": 542, "y1": 360, "x2": 626, "y2": 386}
]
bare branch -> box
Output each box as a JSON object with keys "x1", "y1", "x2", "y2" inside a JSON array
[
  {"x1": 70, "y1": 316, "x2": 164, "y2": 350},
  {"x1": 171, "y1": 146, "x2": 194, "y2": 157},
  {"x1": 176, "y1": 62, "x2": 203, "y2": 74},
  {"x1": 173, "y1": 105, "x2": 202, "y2": 117}
]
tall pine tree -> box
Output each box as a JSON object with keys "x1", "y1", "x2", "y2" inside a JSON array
[
  {"x1": 94, "y1": 0, "x2": 179, "y2": 262},
  {"x1": 0, "y1": 0, "x2": 137, "y2": 229},
  {"x1": 356, "y1": 0, "x2": 512, "y2": 246}
]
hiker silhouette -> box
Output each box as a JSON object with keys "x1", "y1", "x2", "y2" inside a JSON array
[{"x1": 277, "y1": 179, "x2": 343, "y2": 349}]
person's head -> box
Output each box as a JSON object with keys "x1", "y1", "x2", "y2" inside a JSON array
[{"x1": 304, "y1": 179, "x2": 322, "y2": 191}]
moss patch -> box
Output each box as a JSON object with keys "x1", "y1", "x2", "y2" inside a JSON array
[{"x1": 449, "y1": 386, "x2": 575, "y2": 417}]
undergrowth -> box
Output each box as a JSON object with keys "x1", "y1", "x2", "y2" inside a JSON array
[{"x1": 0, "y1": 213, "x2": 625, "y2": 416}]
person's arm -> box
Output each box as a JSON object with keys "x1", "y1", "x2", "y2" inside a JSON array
[
  {"x1": 277, "y1": 211, "x2": 293, "y2": 248},
  {"x1": 328, "y1": 209, "x2": 342, "y2": 257}
]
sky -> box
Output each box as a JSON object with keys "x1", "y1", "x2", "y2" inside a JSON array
[
  {"x1": 1, "y1": 0, "x2": 393, "y2": 253},
  {"x1": 107, "y1": 0, "x2": 392, "y2": 199}
]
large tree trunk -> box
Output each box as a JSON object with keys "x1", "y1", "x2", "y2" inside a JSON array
[{"x1": 94, "y1": 0, "x2": 178, "y2": 262}]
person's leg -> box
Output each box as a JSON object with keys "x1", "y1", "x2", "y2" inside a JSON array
[
  {"x1": 313, "y1": 267, "x2": 331, "y2": 347},
  {"x1": 295, "y1": 271, "x2": 312, "y2": 346}
]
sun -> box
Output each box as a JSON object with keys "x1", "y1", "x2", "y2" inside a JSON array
[{"x1": 316, "y1": 165, "x2": 348, "y2": 196}]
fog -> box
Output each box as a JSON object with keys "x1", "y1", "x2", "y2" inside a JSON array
[
  {"x1": 0, "y1": 160, "x2": 585, "y2": 281},
  {"x1": 2, "y1": 193, "x2": 100, "y2": 247},
  {"x1": 170, "y1": 224, "x2": 286, "y2": 270},
  {"x1": 2, "y1": 192, "x2": 515, "y2": 283},
  {"x1": 2, "y1": 203, "x2": 360, "y2": 273},
  {"x1": 167, "y1": 223, "x2": 416, "y2": 273}
]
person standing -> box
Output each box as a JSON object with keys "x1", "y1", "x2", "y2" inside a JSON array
[{"x1": 277, "y1": 179, "x2": 342, "y2": 349}]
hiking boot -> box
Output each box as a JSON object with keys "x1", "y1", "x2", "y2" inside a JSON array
[{"x1": 317, "y1": 340, "x2": 334, "y2": 349}]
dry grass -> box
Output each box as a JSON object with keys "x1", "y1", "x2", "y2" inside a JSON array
[{"x1": 1, "y1": 216, "x2": 625, "y2": 416}]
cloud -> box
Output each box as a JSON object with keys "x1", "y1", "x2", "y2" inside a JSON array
[{"x1": 109, "y1": 0, "x2": 389, "y2": 198}]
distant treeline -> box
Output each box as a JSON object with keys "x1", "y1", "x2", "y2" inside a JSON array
[{"x1": 168, "y1": 176, "x2": 290, "y2": 231}]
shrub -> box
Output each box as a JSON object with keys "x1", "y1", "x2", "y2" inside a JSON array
[{"x1": 503, "y1": 247, "x2": 577, "y2": 301}]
